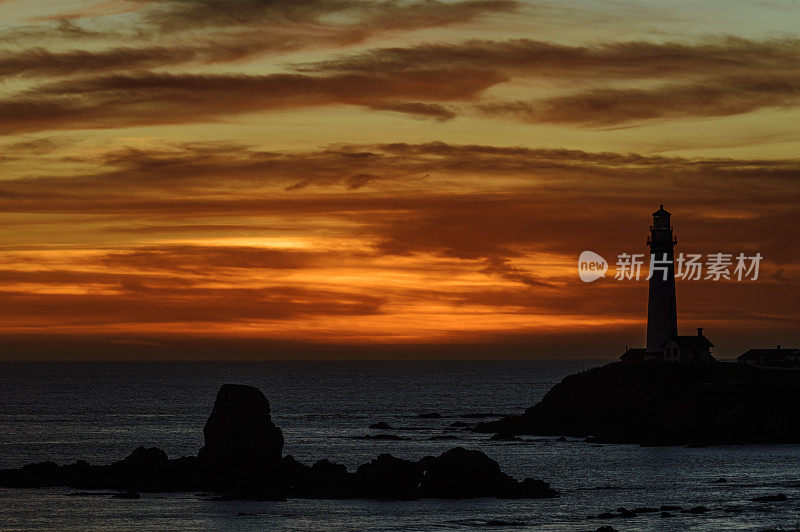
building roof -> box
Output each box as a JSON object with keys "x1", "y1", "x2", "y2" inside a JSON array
[
  {"x1": 652, "y1": 204, "x2": 671, "y2": 216},
  {"x1": 661, "y1": 334, "x2": 714, "y2": 349},
  {"x1": 738, "y1": 348, "x2": 800, "y2": 361},
  {"x1": 619, "y1": 347, "x2": 646, "y2": 361}
]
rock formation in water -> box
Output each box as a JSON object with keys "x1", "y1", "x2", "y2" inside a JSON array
[
  {"x1": 475, "y1": 362, "x2": 800, "y2": 446},
  {"x1": 0, "y1": 384, "x2": 557, "y2": 500},
  {"x1": 0, "y1": 447, "x2": 201, "y2": 492},
  {"x1": 197, "y1": 384, "x2": 284, "y2": 490}
]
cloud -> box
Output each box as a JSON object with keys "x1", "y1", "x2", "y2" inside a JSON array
[
  {"x1": 100, "y1": 245, "x2": 332, "y2": 272},
  {"x1": 481, "y1": 74, "x2": 800, "y2": 125},
  {"x1": 303, "y1": 37, "x2": 800, "y2": 124},
  {"x1": 142, "y1": 0, "x2": 518, "y2": 34},
  {"x1": 0, "y1": 285, "x2": 383, "y2": 326},
  {"x1": 2, "y1": 141, "x2": 799, "y2": 205},
  {"x1": 0, "y1": 69, "x2": 502, "y2": 133},
  {"x1": 4, "y1": 9, "x2": 799, "y2": 130},
  {"x1": 1, "y1": 141, "x2": 798, "y2": 301},
  {"x1": 1, "y1": 0, "x2": 517, "y2": 70},
  {"x1": 4, "y1": 34, "x2": 798, "y2": 129},
  {"x1": 0, "y1": 0, "x2": 522, "y2": 151},
  {"x1": 0, "y1": 28, "x2": 314, "y2": 71},
  {"x1": 1, "y1": 3, "x2": 798, "y2": 353},
  {"x1": 0, "y1": 46, "x2": 199, "y2": 79},
  {"x1": 368, "y1": 102, "x2": 457, "y2": 121},
  {"x1": 10, "y1": 153, "x2": 800, "y2": 327},
  {"x1": 479, "y1": 256, "x2": 554, "y2": 287},
  {"x1": 345, "y1": 173, "x2": 379, "y2": 189},
  {"x1": 302, "y1": 37, "x2": 800, "y2": 80},
  {"x1": 0, "y1": 18, "x2": 106, "y2": 44}
]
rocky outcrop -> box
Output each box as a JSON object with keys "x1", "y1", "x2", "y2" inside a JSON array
[
  {"x1": 354, "y1": 454, "x2": 422, "y2": 499},
  {"x1": 419, "y1": 447, "x2": 549, "y2": 499},
  {"x1": 0, "y1": 384, "x2": 557, "y2": 500},
  {"x1": 197, "y1": 384, "x2": 284, "y2": 490},
  {"x1": 276, "y1": 447, "x2": 557, "y2": 500},
  {"x1": 0, "y1": 447, "x2": 200, "y2": 492},
  {"x1": 475, "y1": 362, "x2": 800, "y2": 445}
]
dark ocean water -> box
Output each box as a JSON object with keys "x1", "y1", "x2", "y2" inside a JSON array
[{"x1": 2, "y1": 360, "x2": 800, "y2": 531}]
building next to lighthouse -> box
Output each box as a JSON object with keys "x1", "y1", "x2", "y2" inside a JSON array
[{"x1": 620, "y1": 205, "x2": 715, "y2": 362}]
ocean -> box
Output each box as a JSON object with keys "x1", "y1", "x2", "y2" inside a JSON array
[{"x1": 1, "y1": 360, "x2": 799, "y2": 531}]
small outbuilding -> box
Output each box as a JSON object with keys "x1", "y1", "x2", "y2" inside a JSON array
[{"x1": 737, "y1": 345, "x2": 800, "y2": 367}]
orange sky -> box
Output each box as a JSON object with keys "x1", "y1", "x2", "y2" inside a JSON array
[{"x1": 0, "y1": 0, "x2": 799, "y2": 359}]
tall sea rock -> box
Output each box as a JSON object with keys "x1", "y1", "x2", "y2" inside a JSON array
[{"x1": 197, "y1": 384, "x2": 284, "y2": 490}]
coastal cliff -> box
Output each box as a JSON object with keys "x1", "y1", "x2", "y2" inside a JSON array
[{"x1": 475, "y1": 362, "x2": 800, "y2": 446}]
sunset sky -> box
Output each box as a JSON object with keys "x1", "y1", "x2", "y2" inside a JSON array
[{"x1": 1, "y1": 0, "x2": 799, "y2": 359}]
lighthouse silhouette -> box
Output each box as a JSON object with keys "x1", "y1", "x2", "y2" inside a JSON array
[
  {"x1": 620, "y1": 205, "x2": 714, "y2": 362},
  {"x1": 646, "y1": 204, "x2": 678, "y2": 354}
]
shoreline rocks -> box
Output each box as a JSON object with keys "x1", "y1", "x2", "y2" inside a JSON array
[
  {"x1": 0, "y1": 445, "x2": 558, "y2": 501},
  {"x1": 0, "y1": 384, "x2": 558, "y2": 501}
]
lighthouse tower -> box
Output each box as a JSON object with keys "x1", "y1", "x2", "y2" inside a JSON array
[{"x1": 646, "y1": 205, "x2": 678, "y2": 355}]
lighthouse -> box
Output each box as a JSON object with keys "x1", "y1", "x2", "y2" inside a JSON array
[
  {"x1": 619, "y1": 205, "x2": 714, "y2": 362},
  {"x1": 645, "y1": 205, "x2": 678, "y2": 355}
]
